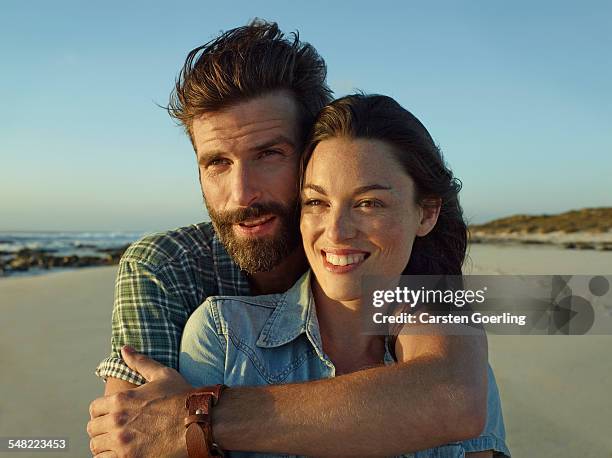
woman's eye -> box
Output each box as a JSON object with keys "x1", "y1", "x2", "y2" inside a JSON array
[
  {"x1": 357, "y1": 200, "x2": 382, "y2": 208},
  {"x1": 303, "y1": 199, "x2": 322, "y2": 206}
]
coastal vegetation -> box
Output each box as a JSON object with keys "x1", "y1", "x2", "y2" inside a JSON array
[{"x1": 469, "y1": 207, "x2": 612, "y2": 250}]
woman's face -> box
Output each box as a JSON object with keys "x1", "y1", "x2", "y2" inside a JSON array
[{"x1": 300, "y1": 137, "x2": 436, "y2": 302}]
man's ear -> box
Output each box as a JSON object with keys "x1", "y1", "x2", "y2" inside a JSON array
[{"x1": 416, "y1": 198, "x2": 441, "y2": 237}]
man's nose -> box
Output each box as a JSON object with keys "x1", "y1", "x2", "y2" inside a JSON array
[
  {"x1": 325, "y1": 207, "x2": 357, "y2": 242},
  {"x1": 229, "y1": 163, "x2": 261, "y2": 207}
]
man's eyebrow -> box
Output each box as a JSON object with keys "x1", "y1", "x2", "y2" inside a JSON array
[
  {"x1": 197, "y1": 151, "x2": 223, "y2": 165},
  {"x1": 302, "y1": 183, "x2": 392, "y2": 196},
  {"x1": 248, "y1": 135, "x2": 296, "y2": 153},
  {"x1": 197, "y1": 135, "x2": 296, "y2": 164}
]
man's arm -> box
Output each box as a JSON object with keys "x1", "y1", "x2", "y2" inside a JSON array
[
  {"x1": 212, "y1": 331, "x2": 487, "y2": 456},
  {"x1": 94, "y1": 258, "x2": 188, "y2": 384},
  {"x1": 89, "y1": 348, "x2": 192, "y2": 458},
  {"x1": 89, "y1": 330, "x2": 487, "y2": 457},
  {"x1": 95, "y1": 233, "x2": 207, "y2": 387}
]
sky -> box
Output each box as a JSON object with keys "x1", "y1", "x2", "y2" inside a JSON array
[{"x1": 1, "y1": 1, "x2": 610, "y2": 231}]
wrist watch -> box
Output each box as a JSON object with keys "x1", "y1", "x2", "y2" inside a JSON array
[{"x1": 184, "y1": 384, "x2": 227, "y2": 458}]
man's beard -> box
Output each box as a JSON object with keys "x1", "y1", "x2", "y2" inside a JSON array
[{"x1": 205, "y1": 198, "x2": 301, "y2": 274}]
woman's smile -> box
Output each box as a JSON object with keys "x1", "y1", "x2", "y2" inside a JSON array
[
  {"x1": 320, "y1": 248, "x2": 370, "y2": 273},
  {"x1": 301, "y1": 137, "x2": 425, "y2": 302}
]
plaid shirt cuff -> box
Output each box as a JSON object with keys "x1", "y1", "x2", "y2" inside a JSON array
[{"x1": 95, "y1": 357, "x2": 147, "y2": 386}]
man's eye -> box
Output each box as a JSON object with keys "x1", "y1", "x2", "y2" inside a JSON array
[
  {"x1": 259, "y1": 150, "x2": 282, "y2": 159},
  {"x1": 207, "y1": 158, "x2": 230, "y2": 167}
]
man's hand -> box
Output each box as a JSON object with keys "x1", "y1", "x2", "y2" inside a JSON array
[{"x1": 87, "y1": 346, "x2": 192, "y2": 458}]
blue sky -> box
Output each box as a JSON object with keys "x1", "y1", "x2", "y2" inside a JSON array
[{"x1": 1, "y1": 1, "x2": 610, "y2": 231}]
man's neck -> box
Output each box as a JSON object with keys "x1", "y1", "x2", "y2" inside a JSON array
[{"x1": 248, "y1": 247, "x2": 309, "y2": 295}]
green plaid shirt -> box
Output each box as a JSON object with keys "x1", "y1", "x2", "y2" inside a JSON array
[{"x1": 95, "y1": 222, "x2": 250, "y2": 385}]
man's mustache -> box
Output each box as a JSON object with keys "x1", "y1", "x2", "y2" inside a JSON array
[{"x1": 213, "y1": 202, "x2": 293, "y2": 225}]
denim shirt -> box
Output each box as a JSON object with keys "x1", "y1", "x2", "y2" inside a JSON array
[{"x1": 179, "y1": 271, "x2": 511, "y2": 458}]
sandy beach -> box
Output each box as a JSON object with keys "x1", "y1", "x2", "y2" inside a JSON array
[
  {"x1": 0, "y1": 266, "x2": 117, "y2": 457},
  {"x1": 1, "y1": 245, "x2": 611, "y2": 457},
  {"x1": 466, "y1": 244, "x2": 612, "y2": 457}
]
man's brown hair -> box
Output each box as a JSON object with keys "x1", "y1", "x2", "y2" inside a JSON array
[{"x1": 168, "y1": 19, "x2": 332, "y2": 147}]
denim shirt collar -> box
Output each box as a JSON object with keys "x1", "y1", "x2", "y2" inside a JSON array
[
  {"x1": 255, "y1": 270, "x2": 396, "y2": 366},
  {"x1": 256, "y1": 270, "x2": 322, "y2": 349}
]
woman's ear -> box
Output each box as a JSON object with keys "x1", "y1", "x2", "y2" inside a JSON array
[{"x1": 416, "y1": 198, "x2": 441, "y2": 237}]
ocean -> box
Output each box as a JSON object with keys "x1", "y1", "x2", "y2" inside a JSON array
[{"x1": 0, "y1": 231, "x2": 144, "y2": 268}]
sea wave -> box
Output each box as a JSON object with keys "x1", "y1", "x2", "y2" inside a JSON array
[{"x1": 0, "y1": 232, "x2": 144, "y2": 255}]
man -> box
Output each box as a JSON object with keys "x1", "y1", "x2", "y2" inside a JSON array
[{"x1": 88, "y1": 20, "x2": 494, "y2": 457}]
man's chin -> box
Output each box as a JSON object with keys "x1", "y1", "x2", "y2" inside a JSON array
[
  {"x1": 210, "y1": 211, "x2": 300, "y2": 273},
  {"x1": 223, "y1": 233, "x2": 295, "y2": 274},
  {"x1": 226, "y1": 242, "x2": 286, "y2": 274}
]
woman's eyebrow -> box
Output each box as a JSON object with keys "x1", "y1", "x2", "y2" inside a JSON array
[
  {"x1": 352, "y1": 184, "x2": 392, "y2": 195},
  {"x1": 302, "y1": 183, "x2": 327, "y2": 195},
  {"x1": 301, "y1": 183, "x2": 392, "y2": 196}
]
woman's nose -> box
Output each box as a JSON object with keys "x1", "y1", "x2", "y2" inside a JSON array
[{"x1": 325, "y1": 207, "x2": 357, "y2": 242}]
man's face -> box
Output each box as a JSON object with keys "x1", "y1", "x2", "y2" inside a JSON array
[{"x1": 192, "y1": 91, "x2": 302, "y2": 274}]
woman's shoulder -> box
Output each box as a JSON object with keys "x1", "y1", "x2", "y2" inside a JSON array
[
  {"x1": 203, "y1": 271, "x2": 311, "y2": 327},
  {"x1": 197, "y1": 292, "x2": 286, "y2": 335},
  {"x1": 206, "y1": 292, "x2": 282, "y2": 310},
  {"x1": 190, "y1": 271, "x2": 311, "y2": 342}
]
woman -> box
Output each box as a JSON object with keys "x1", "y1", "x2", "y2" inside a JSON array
[{"x1": 179, "y1": 94, "x2": 510, "y2": 457}]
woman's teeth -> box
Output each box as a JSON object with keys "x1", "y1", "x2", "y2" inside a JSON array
[{"x1": 325, "y1": 252, "x2": 366, "y2": 266}]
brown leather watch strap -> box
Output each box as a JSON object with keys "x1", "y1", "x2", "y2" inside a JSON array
[{"x1": 184, "y1": 384, "x2": 226, "y2": 458}]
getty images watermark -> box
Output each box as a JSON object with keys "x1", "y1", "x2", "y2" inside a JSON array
[{"x1": 360, "y1": 275, "x2": 612, "y2": 335}]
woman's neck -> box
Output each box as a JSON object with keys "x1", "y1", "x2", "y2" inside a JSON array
[{"x1": 311, "y1": 277, "x2": 385, "y2": 374}]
